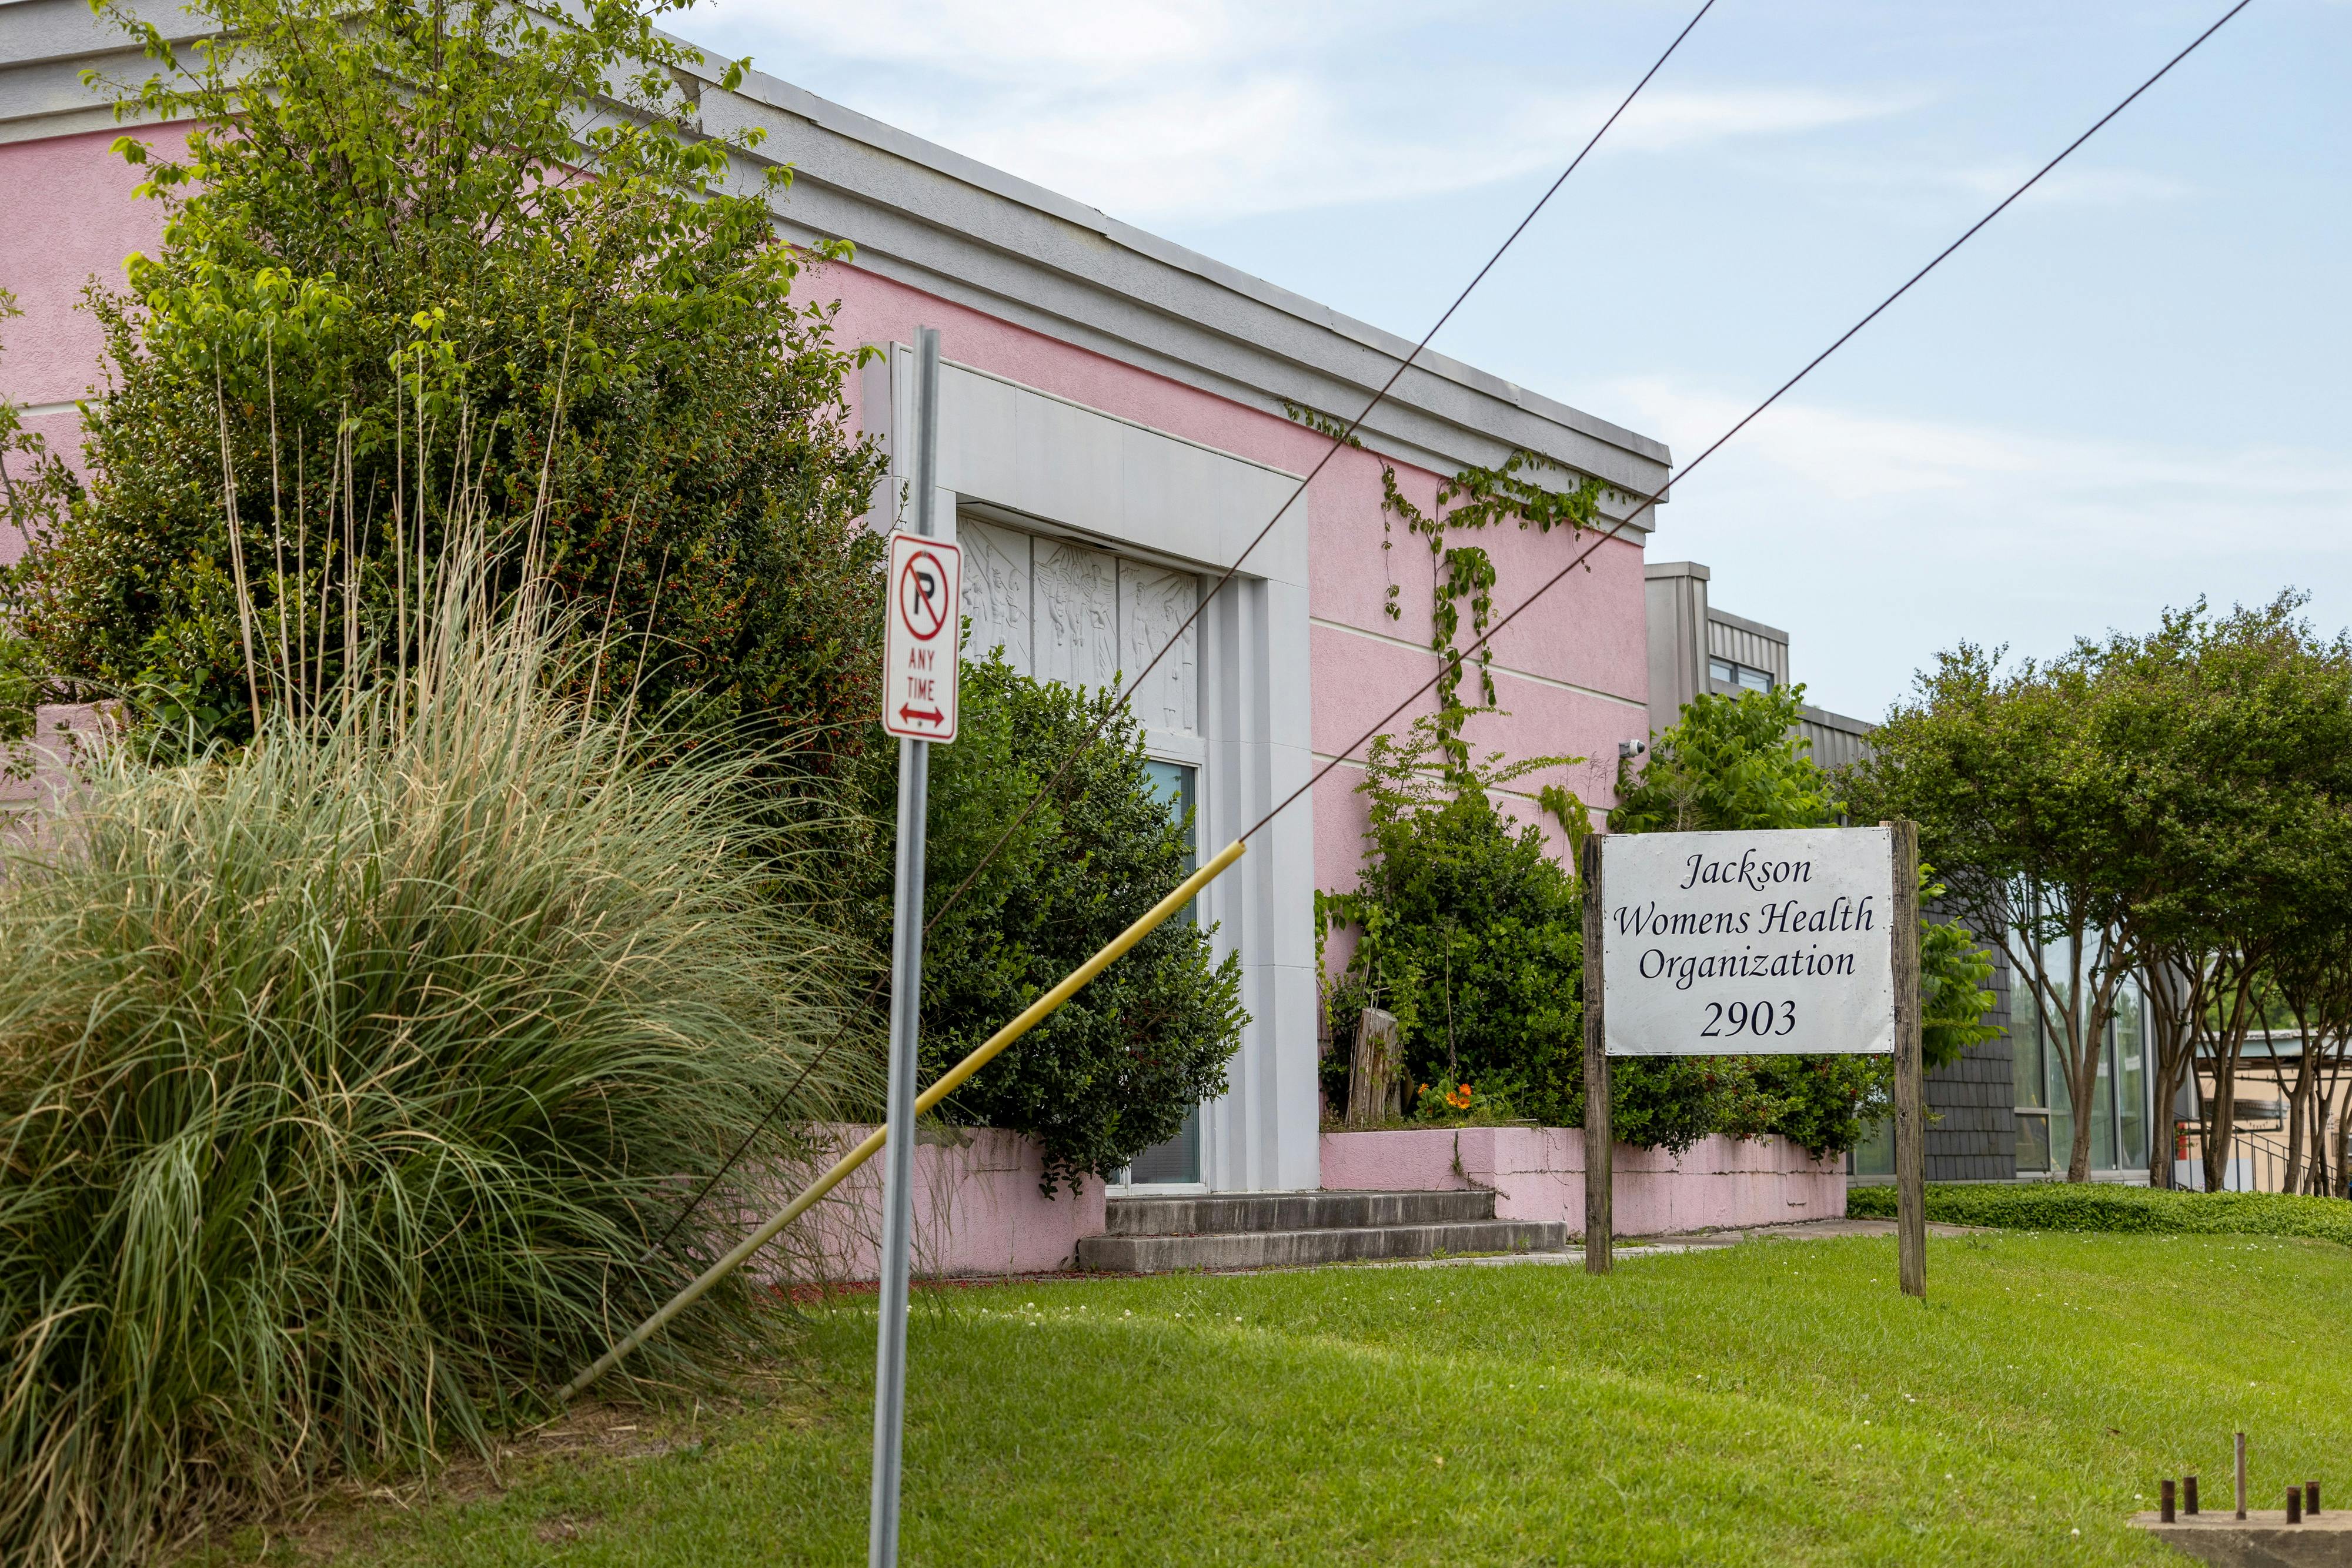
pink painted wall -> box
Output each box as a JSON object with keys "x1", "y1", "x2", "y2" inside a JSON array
[
  {"x1": 787, "y1": 1126, "x2": 1107, "y2": 1282},
  {"x1": 0, "y1": 122, "x2": 1656, "y2": 925},
  {"x1": 1319, "y1": 1128, "x2": 1846, "y2": 1237},
  {"x1": 0, "y1": 128, "x2": 178, "y2": 564}
]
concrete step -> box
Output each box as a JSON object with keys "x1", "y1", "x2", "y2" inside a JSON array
[
  {"x1": 1077, "y1": 1218, "x2": 1571, "y2": 1273},
  {"x1": 1104, "y1": 1188, "x2": 1496, "y2": 1237}
]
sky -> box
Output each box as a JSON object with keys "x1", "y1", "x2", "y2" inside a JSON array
[{"x1": 684, "y1": 0, "x2": 2350, "y2": 721}]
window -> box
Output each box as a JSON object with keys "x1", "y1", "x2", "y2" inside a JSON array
[
  {"x1": 2010, "y1": 925, "x2": 2150, "y2": 1175},
  {"x1": 2013, "y1": 962, "x2": 2050, "y2": 1171},
  {"x1": 1126, "y1": 758, "x2": 1202, "y2": 1185},
  {"x1": 1709, "y1": 657, "x2": 1774, "y2": 693},
  {"x1": 2113, "y1": 976, "x2": 2148, "y2": 1171},
  {"x1": 1851, "y1": 1116, "x2": 1895, "y2": 1177}
]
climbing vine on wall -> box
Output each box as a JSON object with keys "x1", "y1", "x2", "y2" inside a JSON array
[{"x1": 1283, "y1": 401, "x2": 1608, "y2": 767}]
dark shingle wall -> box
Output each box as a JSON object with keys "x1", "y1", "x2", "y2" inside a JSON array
[{"x1": 1923, "y1": 916, "x2": 2016, "y2": 1182}]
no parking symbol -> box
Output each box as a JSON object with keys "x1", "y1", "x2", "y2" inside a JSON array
[{"x1": 882, "y1": 531, "x2": 961, "y2": 742}]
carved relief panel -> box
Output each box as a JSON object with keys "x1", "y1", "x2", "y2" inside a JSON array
[
  {"x1": 1120, "y1": 562, "x2": 1198, "y2": 735},
  {"x1": 1033, "y1": 536, "x2": 1120, "y2": 693},
  {"x1": 957, "y1": 517, "x2": 1033, "y2": 677},
  {"x1": 961, "y1": 514, "x2": 1201, "y2": 737}
]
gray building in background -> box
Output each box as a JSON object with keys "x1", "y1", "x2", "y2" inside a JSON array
[{"x1": 1642, "y1": 560, "x2": 1876, "y2": 770}]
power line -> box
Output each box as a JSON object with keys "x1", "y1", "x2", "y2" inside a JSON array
[
  {"x1": 637, "y1": 0, "x2": 1719, "y2": 1266},
  {"x1": 1236, "y1": 0, "x2": 2256, "y2": 850}
]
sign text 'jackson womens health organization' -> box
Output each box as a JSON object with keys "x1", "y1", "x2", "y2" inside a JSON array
[{"x1": 1598, "y1": 827, "x2": 1896, "y2": 1057}]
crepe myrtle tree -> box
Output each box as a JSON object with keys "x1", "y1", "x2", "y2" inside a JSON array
[
  {"x1": 1852, "y1": 596, "x2": 2352, "y2": 1186},
  {"x1": 1849, "y1": 645, "x2": 2150, "y2": 1183},
  {"x1": 2087, "y1": 597, "x2": 2352, "y2": 1191}
]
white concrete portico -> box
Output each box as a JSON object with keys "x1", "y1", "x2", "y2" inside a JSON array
[{"x1": 863, "y1": 343, "x2": 1320, "y2": 1195}]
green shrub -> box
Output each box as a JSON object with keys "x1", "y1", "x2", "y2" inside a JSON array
[
  {"x1": 1319, "y1": 710, "x2": 1585, "y2": 1125},
  {"x1": 1845, "y1": 1182, "x2": 2352, "y2": 1244},
  {"x1": 866, "y1": 653, "x2": 1246, "y2": 1194},
  {"x1": 0, "y1": 604, "x2": 876, "y2": 1566}
]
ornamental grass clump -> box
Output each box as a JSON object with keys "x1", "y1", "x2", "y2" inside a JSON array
[{"x1": 0, "y1": 599, "x2": 876, "y2": 1566}]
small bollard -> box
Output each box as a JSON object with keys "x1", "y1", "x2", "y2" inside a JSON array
[
  {"x1": 2160, "y1": 1480, "x2": 2177, "y2": 1524},
  {"x1": 2184, "y1": 1473, "x2": 2200, "y2": 1515},
  {"x1": 2288, "y1": 1485, "x2": 2303, "y2": 1524},
  {"x1": 2236, "y1": 1433, "x2": 2250, "y2": 1520},
  {"x1": 2308, "y1": 1480, "x2": 2321, "y2": 1517}
]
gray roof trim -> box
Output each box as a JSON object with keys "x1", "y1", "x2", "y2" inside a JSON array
[
  {"x1": 1799, "y1": 702, "x2": 1876, "y2": 735},
  {"x1": 1706, "y1": 605, "x2": 1789, "y2": 644},
  {"x1": 0, "y1": 0, "x2": 1674, "y2": 519}
]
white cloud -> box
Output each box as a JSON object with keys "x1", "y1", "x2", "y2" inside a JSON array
[
  {"x1": 698, "y1": 0, "x2": 1345, "y2": 81},
  {"x1": 1613, "y1": 374, "x2": 2352, "y2": 540},
  {"x1": 816, "y1": 78, "x2": 1913, "y2": 224},
  {"x1": 1948, "y1": 163, "x2": 2195, "y2": 207},
  {"x1": 697, "y1": 0, "x2": 1915, "y2": 223},
  {"x1": 1597, "y1": 376, "x2": 2352, "y2": 714}
]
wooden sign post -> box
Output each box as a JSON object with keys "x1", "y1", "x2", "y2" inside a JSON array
[
  {"x1": 1579, "y1": 822, "x2": 1927, "y2": 1298},
  {"x1": 1886, "y1": 818, "x2": 1926, "y2": 1298},
  {"x1": 1580, "y1": 834, "x2": 1612, "y2": 1275}
]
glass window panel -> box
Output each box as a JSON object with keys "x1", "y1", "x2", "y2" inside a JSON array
[
  {"x1": 1709, "y1": 658, "x2": 1734, "y2": 684},
  {"x1": 1852, "y1": 1117, "x2": 1895, "y2": 1177},
  {"x1": 2036, "y1": 930, "x2": 2076, "y2": 1165},
  {"x1": 1141, "y1": 759, "x2": 1196, "y2": 864},
  {"x1": 2013, "y1": 977, "x2": 2047, "y2": 1109},
  {"x1": 1125, "y1": 758, "x2": 1205, "y2": 1185},
  {"x1": 1127, "y1": 1105, "x2": 1200, "y2": 1185},
  {"x1": 2114, "y1": 977, "x2": 2147, "y2": 1171},
  {"x1": 2092, "y1": 1022, "x2": 2116, "y2": 1171},
  {"x1": 2047, "y1": 1044, "x2": 2073, "y2": 1175},
  {"x1": 2015, "y1": 1111, "x2": 2052, "y2": 1172},
  {"x1": 1738, "y1": 665, "x2": 1773, "y2": 693}
]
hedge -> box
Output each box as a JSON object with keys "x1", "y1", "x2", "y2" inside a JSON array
[{"x1": 1845, "y1": 1182, "x2": 2352, "y2": 1245}]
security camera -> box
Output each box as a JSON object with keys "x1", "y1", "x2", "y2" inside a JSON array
[{"x1": 1618, "y1": 739, "x2": 1648, "y2": 761}]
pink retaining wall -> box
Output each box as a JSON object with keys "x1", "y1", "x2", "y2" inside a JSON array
[
  {"x1": 0, "y1": 703, "x2": 113, "y2": 824},
  {"x1": 1319, "y1": 1128, "x2": 1845, "y2": 1237},
  {"x1": 792, "y1": 1126, "x2": 1107, "y2": 1282}
]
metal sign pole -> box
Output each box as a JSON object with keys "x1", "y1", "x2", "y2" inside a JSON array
[{"x1": 870, "y1": 326, "x2": 943, "y2": 1567}]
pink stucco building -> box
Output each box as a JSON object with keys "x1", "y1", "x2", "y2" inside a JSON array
[{"x1": 0, "y1": 8, "x2": 1673, "y2": 1201}]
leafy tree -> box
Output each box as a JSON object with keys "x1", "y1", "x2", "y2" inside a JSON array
[
  {"x1": 6, "y1": 0, "x2": 886, "y2": 770},
  {"x1": 1611, "y1": 684, "x2": 1839, "y2": 834},
  {"x1": 866, "y1": 654, "x2": 1247, "y2": 1195},
  {"x1": 2084, "y1": 598, "x2": 2352, "y2": 1189},
  {"x1": 1847, "y1": 647, "x2": 2146, "y2": 1181}
]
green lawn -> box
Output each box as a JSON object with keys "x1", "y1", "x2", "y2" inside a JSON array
[{"x1": 317, "y1": 1232, "x2": 2350, "y2": 1565}]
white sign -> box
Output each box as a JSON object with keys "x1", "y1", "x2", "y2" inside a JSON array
[
  {"x1": 1599, "y1": 827, "x2": 1894, "y2": 1057},
  {"x1": 882, "y1": 532, "x2": 961, "y2": 742}
]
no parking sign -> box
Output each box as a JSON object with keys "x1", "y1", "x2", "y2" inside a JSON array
[{"x1": 882, "y1": 531, "x2": 960, "y2": 742}]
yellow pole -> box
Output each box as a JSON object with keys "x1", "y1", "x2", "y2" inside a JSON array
[{"x1": 558, "y1": 838, "x2": 1247, "y2": 1402}]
